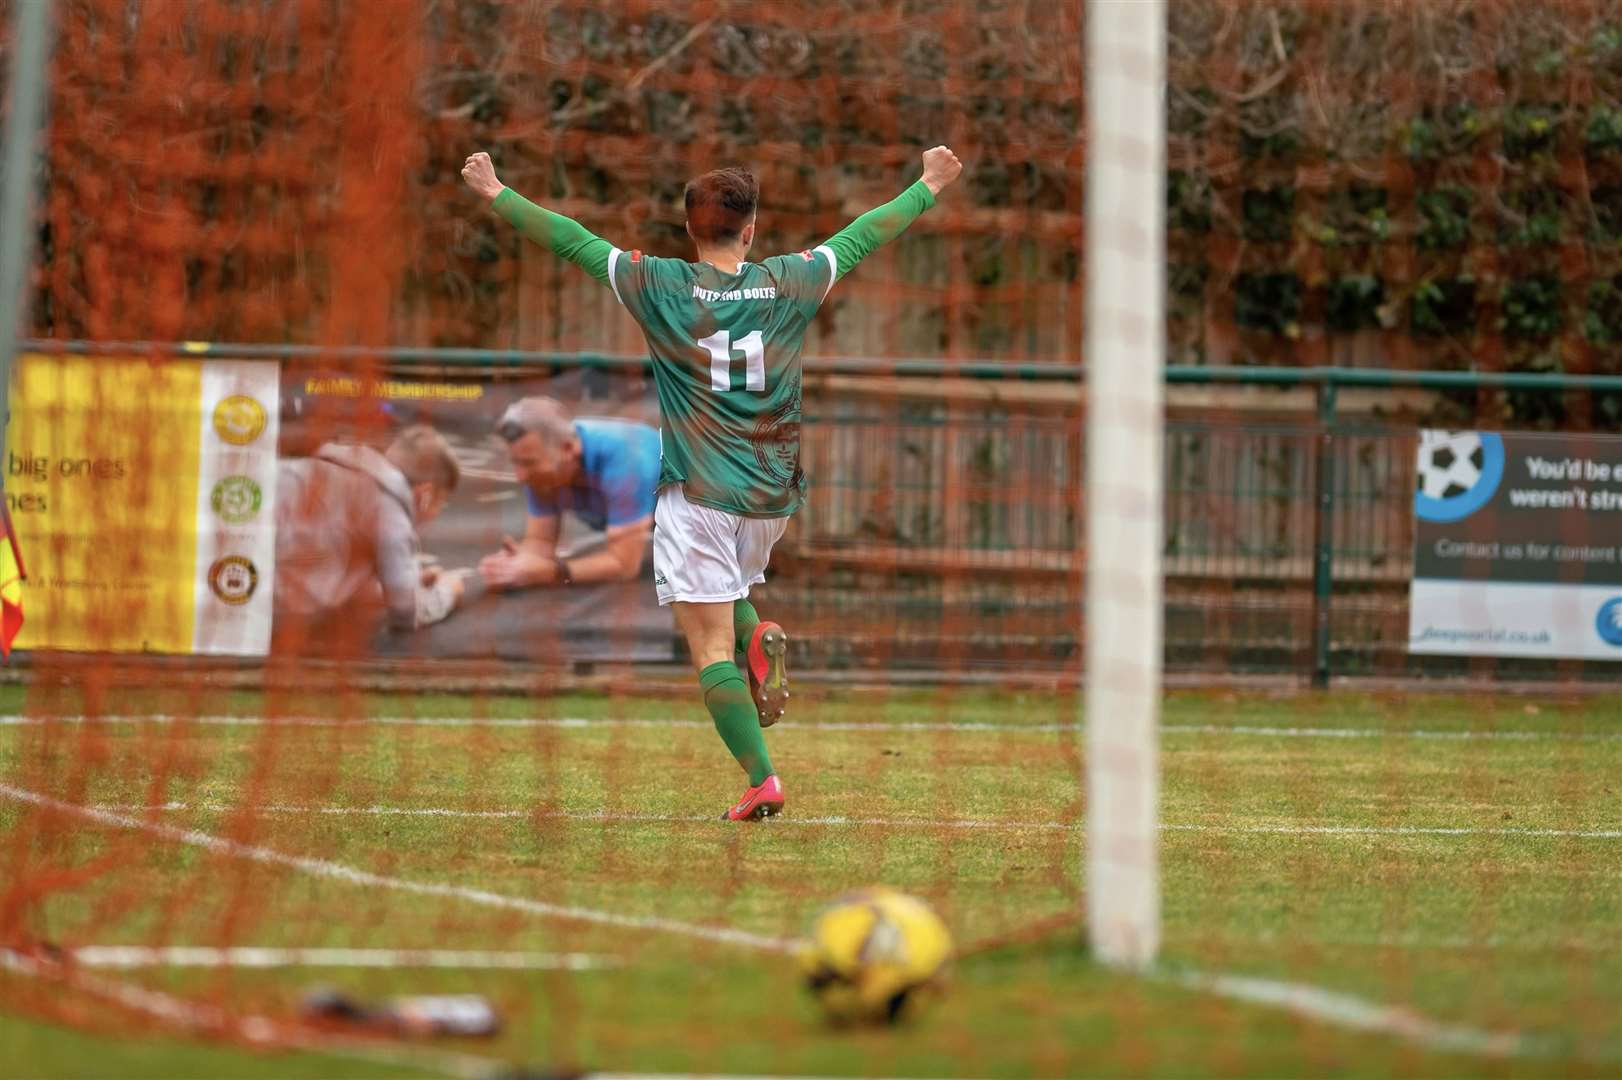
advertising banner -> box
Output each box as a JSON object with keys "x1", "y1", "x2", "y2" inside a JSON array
[
  {"x1": 276, "y1": 364, "x2": 674, "y2": 664},
  {"x1": 7, "y1": 355, "x2": 676, "y2": 663},
  {"x1": 5, "y1": 352, "x2": 279, "y2": 655},
  {"x1": 1409, "y1": 429, "x2": 1622, "y2": 659}
]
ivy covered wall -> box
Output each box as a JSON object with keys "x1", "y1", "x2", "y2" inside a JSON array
[
  {"x1": 1168, "y1": 0, "x2": 1622, "y2": 429},
  {"x1": 23, "y1": 0, "x2": 1622, "y2": 428}
]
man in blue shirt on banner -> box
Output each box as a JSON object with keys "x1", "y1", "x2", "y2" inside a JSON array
[{"x1": 478, "y1": 395, "x2": 660, "y2": 590}]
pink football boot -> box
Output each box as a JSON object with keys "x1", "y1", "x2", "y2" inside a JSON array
[{"x1": 724, "y1": 774, "x2": 785, "y2": 821}]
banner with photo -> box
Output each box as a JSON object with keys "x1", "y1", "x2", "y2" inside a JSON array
[
  {"x1": 5, "y1": 353, "x2": 675, "y2": 664},
  {"x1": 5, "y1": 352, "x2": 279, "y2": 655},
  {"x1": 1409, "y1": 429, "x2": 1622, "y2": 659},
  {"x1": 276, "y1": 363, "x2": 674, "y2": 663}
]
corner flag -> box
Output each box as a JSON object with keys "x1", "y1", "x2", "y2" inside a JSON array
[{"x1": 1, "y1": 501, "x2": 24, "y2": 658}]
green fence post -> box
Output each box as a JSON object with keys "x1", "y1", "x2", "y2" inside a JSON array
[{"x1": 1310, "y1": 378, "x2": 1338, "y2": 688}]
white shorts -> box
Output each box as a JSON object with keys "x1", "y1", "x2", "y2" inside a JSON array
[{"x1": 652, "y1": 484, "x2": 789, "y2": 606}]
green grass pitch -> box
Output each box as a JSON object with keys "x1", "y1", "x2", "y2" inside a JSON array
[{"x1": 0, "y1": 685, "x2": 1618, "y2": 1077}]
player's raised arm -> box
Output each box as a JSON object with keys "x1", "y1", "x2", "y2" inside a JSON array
[
  {"x1": 815, "y1": 145, "x2": 962, "y2": 287},
  {"x1": 461, "y1": 150, "x2": 615, "y2": 287}
]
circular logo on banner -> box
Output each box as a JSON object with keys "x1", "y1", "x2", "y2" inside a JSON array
[
  {"x1": 1596, "y1": 598, "x2": 1622, "y2": 647},
  {"x1": 208, "y1": 556, "x2": 259, "y2": 605},
  {"x1": 210, "y1": 475, "x2": 262, "y2": 524},
  {"x1": 1414, "y1": 431, "x2": 1506, "y2": 523},
  {"x1": 213, "y1": 395, "x2": 267, "y2": 445}
]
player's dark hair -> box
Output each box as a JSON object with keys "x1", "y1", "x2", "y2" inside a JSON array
[{"x1": 684, "y1": 167, "x2": 758, "y2": 244}]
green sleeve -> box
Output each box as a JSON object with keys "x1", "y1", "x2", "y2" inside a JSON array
[
  {"x1": 491, "y1": 187, "x2": 612, "y2": 286},
  {"x1": 819, "y1": 179, "x2": 936, "y2": 282}
]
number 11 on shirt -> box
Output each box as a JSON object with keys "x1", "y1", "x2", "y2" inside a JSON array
[{"x1": 699, "y1": 330, "x2": 765, "y2": 392}]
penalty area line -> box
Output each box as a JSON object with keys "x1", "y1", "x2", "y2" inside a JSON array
[
  {"x1": 4, "y1": 712, "x2": 1620, "y2": 741},
  {"x1": 0, "y1": 783, "x2": 795, "y2": 954},
  {"x1": 94, "y1": 801, "x2": 1622, "y2": 840},
  {"x1": 62, "y1": 945, "x2": 618, "y2": 972}
]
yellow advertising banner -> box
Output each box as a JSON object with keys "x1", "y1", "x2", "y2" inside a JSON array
[
  {"x1": 6, "y1": 355, "x2": 674, "y2": 661},
  {"x1": 5, "y1": 353, "x2": 279, "y2": 654}
]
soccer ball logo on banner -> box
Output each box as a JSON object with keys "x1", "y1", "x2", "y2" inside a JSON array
[
  {"x1": 1414, "y1": 430, "x2": 1506, "y2": 523},
  {"x1": 1595, "y1": 597, "x2": 1622, "y2": 647}
]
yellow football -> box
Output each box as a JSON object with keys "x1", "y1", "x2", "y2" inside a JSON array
[{"x1": 799, "y1": 887, "x2": 953, "y2": 1024}]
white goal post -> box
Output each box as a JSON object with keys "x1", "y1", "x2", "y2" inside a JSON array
[{"x1": 1084, "y1": 0, "x2": 1165, "y2": 970}]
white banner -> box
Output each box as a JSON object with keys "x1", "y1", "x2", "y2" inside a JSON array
[
  {"x1": 1409, "y1": 579, "x2": 1622, "y2": 659},
  {"x1": 191, "y1": 362, "x2": 279, "y2": 655}
]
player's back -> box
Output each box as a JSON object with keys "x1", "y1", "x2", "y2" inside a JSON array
[
  {"x1": 610, "y1": 249, "x2": 833, "y2": 519},
  {"x1": 486, "y1": 172, "x2": 941, "y2": 521}
]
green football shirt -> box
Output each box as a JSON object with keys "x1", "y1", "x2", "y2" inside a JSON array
[
  {"x1": 608, "y1": 249, "x2": 828, "y2": 517},
  {"x1": 492, "y1": 179, "x2": 936, "y2": 519}
]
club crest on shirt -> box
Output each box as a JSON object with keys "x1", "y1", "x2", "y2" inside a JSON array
[{"x1": 750, "y1": 378, "x2": 802, "y2": 487}]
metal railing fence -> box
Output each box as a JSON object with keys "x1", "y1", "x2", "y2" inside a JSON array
[{"x1": 22, "y1": 340, "x2": 1622, "y2": 683}]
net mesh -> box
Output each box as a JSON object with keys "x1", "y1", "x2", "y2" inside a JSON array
[{"x1": 1, "y1": 0, "x2": 1619, "y2": 1076}]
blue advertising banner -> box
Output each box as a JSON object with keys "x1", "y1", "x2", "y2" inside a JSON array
[{"x1": 1409, "y1": 430, "x2": 1622, "y2": 659}]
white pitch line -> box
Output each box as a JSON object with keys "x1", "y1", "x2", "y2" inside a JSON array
[
  {"x1": 97, "y1": 802, "x2": 1078, "y2": 831},
  {"x1": 0, "y1": 947, "x2": 507, "y2": 1080},
  {"x1": 15, "y1": 941, "x2": 1593, "y2": 1073},
  {"x1": 4, "y1": 793, "x2": 1612, "y2": 1067},
  {"x1": 1299, "y1": 934, "x2": 1621, "y2": 955},
  {"x1": 91, "y1": 802, "x2": 1622, "y2": 840},
  {"x1": 1161, "y1": 822, "x2": 1622, "y2": 840},
  {"x1": 1, "y1": 947, "x2": 230, "y2": 1034},
  {"x1": 64, "y1": 945, "x2": 617, "y2": 972},
  {"x1": 0, "y1": 713, "x2": 712, "y2": 730},
  {"x1": 5, "y1": 712, "x2": 1621, "y2": 741},
  {"x1": 1163, "y1": 722, "x2": 1622, "y2": 742},
  {"x1": 0, "y1": 713, "x2": 1014, "y2": 732},
  {"x1": 0, "y1": 783, "x2": 794, "y2": 954},
  {"x1": 1168, "y1": 968, "x2": 1541, "y2": 1059}
]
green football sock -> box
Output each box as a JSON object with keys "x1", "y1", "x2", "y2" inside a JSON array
[
  {"x1": 733, "y1": 598, "x2": 761, "y2": 665},
  {"x1": 700, "y1": 660, "x2": 773, "y2": 786}
]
